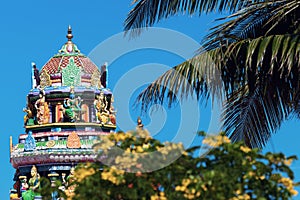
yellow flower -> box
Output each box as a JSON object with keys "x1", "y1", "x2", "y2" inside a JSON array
[
  {"x1": 184, "y1": 193, "x2": 195, "y2": 199},
  {"x1": 235, "y1": 190, "x2": 241, "y2": 195},
  {"x1": 94, "y1": 135, "x2": 115, "y2": 152},
  {"x1": 182, "y1": 178, "x2": 191, "y2": 186},
  {"x1": 247, "y1": 171, "x2": 255, "y2": 177},
  {"x1": 182, "y1": 151, "x2": 188, "y2": 156},
  {"x1": 259, "y1": 175, "x2": 265, "y2": 180},
  {"x1": 240, "y1": 146, "x2": 251, "y2": 153},
  {"x1": 277, "y1": 177, "x2": 298, "y2": 196},
  {"x1": 283, "y1": 158, "x2": 293, "y2": 166},
  {"x1": 202, "y1": 135, "x2": 231, "y2": 147},
  {"x1": 150, "y1": 192, "x2": 167, "y2": 200},
  {"x1": 136, "y1": 146, "x2": 144, "y2": 153},
  {"x1": 75, "y1": 166, "x2": 96, "y2": 182},
  {"x1": 125, "y1": 148, "x2": 131, "y2": 153},
  {"x1": 142, "y1": 143, "x2": 150, "y2": 149},
  {"x1": 101, "y1": 166, "x2": 125, "y2": 185},
  {"x1": 279, "y1": 177, "x2": 293, "y2": 187},
  {"x1": 201, "y1": 184, "x2": 207, "y2": 191},
  {"x1": 230, "y1": 194, "x2": 250, "y2": 200},
  {"x1": 175, "y1": 186, "x2": 182, "y2": 191},
  {"x1": 290, "y1": 189, "x2": 298, "y2": 196},
  {"x1": 150, "y1": 194, "x2": 159, "y2": 200}
]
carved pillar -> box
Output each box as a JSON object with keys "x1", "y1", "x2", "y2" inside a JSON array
[
  {"x1": 90, "y1": 104, "x2": 95, "y2": 123},
  {"x1": 81, "y1": 104, "x2": 89, "y2": 122},
  {"x1": 48, "y1": 104, "x2": 52, "y2": 123},
  {"x1": 55, "y1": 103, "x2": 63, "y2": 122}
]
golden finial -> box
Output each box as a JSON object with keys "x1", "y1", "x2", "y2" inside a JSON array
[{"x1": 66, "y1": 25, "x2": 73, "y2": 41}]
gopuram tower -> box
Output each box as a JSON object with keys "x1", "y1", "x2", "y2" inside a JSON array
[{"x1": 9, "y1": 26, "x2": 116, "y2": 199}]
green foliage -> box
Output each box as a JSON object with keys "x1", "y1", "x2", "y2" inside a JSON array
[{"x1": 72, "y1": 131, "x2": 299, "y2": 199}]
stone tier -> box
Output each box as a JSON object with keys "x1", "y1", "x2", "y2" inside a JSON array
[{"x1": 11, "y1": 148, "x2": 101, "y2": 168}]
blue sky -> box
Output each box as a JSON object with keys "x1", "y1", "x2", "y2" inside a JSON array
[{"x1": 1, "y1": 0, "x2": 300, "y2": 198}]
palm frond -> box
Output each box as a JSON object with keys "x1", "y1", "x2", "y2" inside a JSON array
[
  {"x1": 219, "y1": 35, "x2": 300, "y2": 94},
  {"x1": 124, "y1": 0, "x2": 258, "y2": 36},
  {"x1": 222, "y1": 86, "x2": 290, "y2": 148},
  {"x1": 137, "y1": 34, "x2": 300, "y2": 112},
  {"x1": 136, "y1": 49, "x2": 224, "y2": 111},
  {"x1": 203, "y1": 0, "x2": 300, "y2": 50}
]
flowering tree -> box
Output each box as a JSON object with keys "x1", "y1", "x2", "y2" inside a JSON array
[{"x1": 71, "y1": 130, "x2": 298, "y2": 200}]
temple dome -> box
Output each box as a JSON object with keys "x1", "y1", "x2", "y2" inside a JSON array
[{"x1": 39, "y1": 26, "x2": 102, "y2": 88}]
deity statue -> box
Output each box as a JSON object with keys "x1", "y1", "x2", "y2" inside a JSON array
[
  {"x1": 24, "y1": 131, "x2": 36, "y2": 151},
  {"x1": 61, "y1": 87, "x2": 83, "y2": 122},
  {"x1": 12, "y1": 169, "x2": 21, "y2": 198},
  {"x1": 23, "y1": 100, "x2": 34, "y2": 126},
  {"x1": 108, "y1": 95, "x2": 116, "y2": 125},
  {"x1": 94, "y1": 92, "x2": 109, "y2": 124},
  {"x1": 66, "y1": 167, "x2": 76, "y2": 194},
  {"x1": 34, "y1": 90, "x2": 50, "y2": 124},
  {"x1": 58, "y1": 173, "x2": 67, "y2": 192},
  {"x1": 19, "y1": 176, "x2": 28, "y2": 195},
  {"x1": 32, "y1": 62, "x2": 40, "y2": 89},
  {"x1": 62, "y1": 97, "x2": 76, "y2": 122},
  {"x1": 22, "y1": 165, "x2": 41, "y2": 200}
]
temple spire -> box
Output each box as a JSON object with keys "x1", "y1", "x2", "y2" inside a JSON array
[
  {"x1": 66, "y1": 25, "x2": 73, "y2": 41},
  {"x1": 58, "y1": 25, "x2": 80, "y2": 54}
]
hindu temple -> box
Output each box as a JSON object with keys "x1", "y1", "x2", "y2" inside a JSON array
[{"x1": 9, "y1": 26, "x2": 117, "y2": 199}]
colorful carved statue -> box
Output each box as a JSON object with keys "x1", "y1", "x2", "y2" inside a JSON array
[
  {"x1": 109, "y1": 95, "x2": 116, "y2": 125},
  {"x1": 12, "y1": 169, "x2": 21, "y2": 198},
  {"x1": 34, "y1": 90, "x2": 50, "y2": 124},
  {"x1": 61, "y1": 87, "x2": 83, "y2": 122},
  {"x1": 94, "y1": 92, "x2": 109, "y2": 124},
  {"x1": 24, "y1": 131, "x2": 36, "y2": 151},
  {"x1": 23, "y1": 101, "x2": 34, "y2": 126},
  {"x1": 63, "y1": 97, "x2": 76, "y2": 122},
  {"x1": 32, "y1": 62, "x2": 41, "y2": 88},
  {"x1": 22, "y1": 165, "x2": 41, "y2": 200},
  {"x1": 19, "y1": 176, "x2": 29, "y2": 195},
  {"x1": 66, "y1": 167, "x2": 76, "y2": 193},
  {"x1": 93, "y1": 95, "x2": 100, "y2": 123}
]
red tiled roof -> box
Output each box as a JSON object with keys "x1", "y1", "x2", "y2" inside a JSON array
[
  {"x1": 42, "y1": 57, "x2": 61, "y2": 74},
  {"x1": 41, "y1": 55, "x2": 99, "y2": 75},
  {"x1": 80, "y1": 57, "x2": 99, "y2": 74}
]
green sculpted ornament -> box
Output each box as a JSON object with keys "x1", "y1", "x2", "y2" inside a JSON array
[{"x1": 62, "y1": 58, "x2": 81, "y2": 86}]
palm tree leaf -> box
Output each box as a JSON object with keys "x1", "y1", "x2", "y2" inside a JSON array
[
  {"x1": 124, "y1": 0, "x2": 260, "y2": 36},
  {"x1": 222, "y1": 86, "x2": 290, "y2": 148},
  {"x1": 137, "y1": 34, "x2": 299, "y2": 112},
  {"x1": 202, "y1": 0, "x2": 300, "y2": 51},
  {"x1": 270, "y1": 35, "x2": 284, "y2": 74},
  {"x1": 223, "y1": 35, "x2": 299, "y2": 91},
  {"x1": 264, "y1": 0, "x2": 300, "y2": 35},
  {"x1": 136, "y1": 49, "x2": 223, "y2": 111}
]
